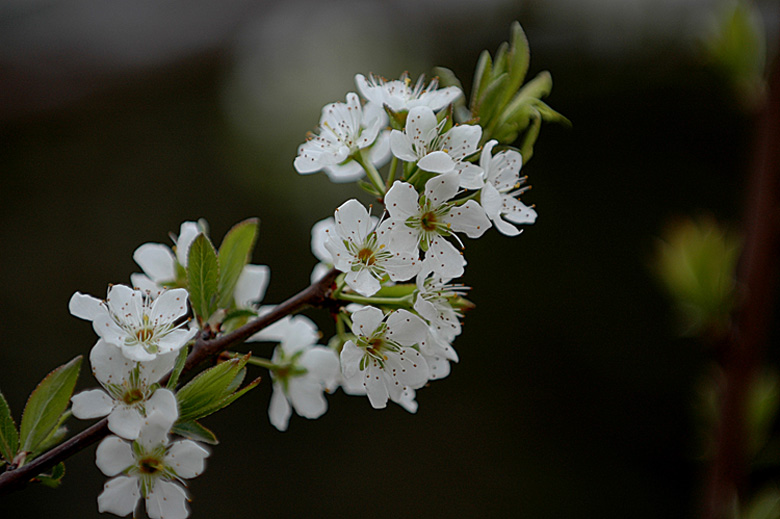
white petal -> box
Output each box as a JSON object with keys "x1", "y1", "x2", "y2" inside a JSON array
[
  {"x1": 385, "y1": 181, "x2": 420, "y2": 221},
  {"x1": 107, "y1": 406, "x2": 144, "y2": 440},
  {"x1": 388, "y1": 349, "x2": 428, "y2": 389},
  {"x1": 268, "y1": 383, "x2": 292, "y2": 432},
  {"x1": 93, "y1": 314, "x2": 129, "y2": 350},
  {"x1": 364, "y1": 361, "x2": 389, "y2": 409},
  {"x1": 234, "y1": 264, "x2": 270, "y2": 308},
  {"x1": 98, "y1": 476, "x2": 140, "y2": 517},
  {"x1": 480, "y1": 182, "x2": 503, "y2": 220},
  {"x1": 447, "y1": 200, "x2": 491, "y2": 238},
  {"x1": 71, "y1": 389, "x2": 114, "y2": 420},
  {"x1": 119, "y1": 342, "x2": 157, "y2": 363},
  {"x1": 386, "y1": 309, "x2": 428, "y2": 346},
  {"x1": 350, "y1": 306, "x2": 385, "y2": 337},
  {"x1": 279, "y1": 316, "x2": 319, "y2": 355},
  {"x1": 68, "y1": 292, "x2": 105, "y2": 321},
  {"x1": 405, "y1": 106, "x2": 438, "y2": 149},
  {"x1": 138, "y1": 351, "x2": 178, "y2": 385},
  {"x1": 424, "y1": 173, "x2": 459, "y2": 207},
  {"x1": 334, "y1": 199, "x2": 371, "y2": 244},
  {"x1": 175, "y1": 222, "x2": 201, "y2": 268},
  {"x1": 288, "y1": 378, "x2": 328, "y2": 419},
  {"x1": 345, "y1": 268, "x2": 381, "y2": 297},
  {"x1": 150, "y1": 289, "x2": 189, "y2": 325},
  {"x1": 389, "y1": 130, "x2": 418, "y2": 162},
  {"x1": 105, "y1": 285, "x2": 138, "y2": 318},
  {"x1": 137, "y1": 411, "x2": 172, "y2": 450},
  {"x1": 439, "y1": 124, "x2": 481, "y2": 160},
  {"x1": 96, "y1": 436, "x2": 134, "y2": 477},
  {"x1": 426, "y1": 237, "x2": 465, "y2": 279},
  {"x1": 456, "y1": 163, "x2": 485, "y2": 190},
  {"x1": 145, "y1": 480, "x2": 189, "y2": 519},
  {"x1": 390, "y1": 386, "x2": 418, "y2": 413},
  {"x1": 130, "y1": 273, "x2": 162, "y2": 295},
  {"x1": 156, "y1": 328, "x2": 197, "y2": 355},
  {"x1": 417, "y1": 151, "x2": 456, "y2": 173},
  {"x1": 133, "y1": 243, "x2": 176, "y2": 283},
  {"x1": 300, "y1": 347, "x2": 341, "y2": 390},
  {"x1": 146, "y1": 389, "x2": 179, "y2": 428},
  {"x1": 310, "y1": 217, "x2": 335, "y2": 263},
  {"x1": 90, "y1": 339, "x2": 134, "y2": 386},
  {"x1": 503, "y1": 198, "x2": 538, "y2": 225},
  {"x1": 165, "y1": 440, "x2": 209, "y2": 479},
  {"x1": 339, "y1": 341, "x2": 364, "y2": 379}
]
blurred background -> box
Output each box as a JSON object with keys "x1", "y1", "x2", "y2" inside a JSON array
[{"x1": 1, "y1": 0, "x2": 779, "y2": 517}]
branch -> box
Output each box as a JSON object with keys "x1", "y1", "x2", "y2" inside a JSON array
[
  {"x1": 0, "y1": 268, "x2": 340, "y2": 497},
  {"x1": 702, "y1": 52, "x2": 780, "y2": 519}
]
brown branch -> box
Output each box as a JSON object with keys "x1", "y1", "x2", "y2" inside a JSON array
[
  {"x1": 702, "y1": 51, "x2": 780, "y2": 519},
  {"x1": 0, "y1": 268, "x2": 340, "y2": 497}
]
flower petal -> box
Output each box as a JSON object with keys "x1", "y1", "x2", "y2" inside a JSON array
[
  {"x1": 386, "y1": 309, "x2": 428, "y2": 346},
  {"x1": 175, "y1": 222, "x2": 201, "y2": 268},
  {"x1": 133, "y1": 243, "x2": 176, "y2": 284},
  {"x1": 351, "y1": 306, "x2": 385, "y2": 337},
  {"x1": 71, "y1": 389, "x2": 114, "y2": 420},
  {"x1": 417, "y1": 150, "x2": 456, "y2": 174},
  {"x1": 234, "y1": 264, "x2": 270, "y2": 309},
  {"x1": 107, "y1": 406, "x2": 143, "y2": 440},
  {"x1": 145, "y1": 480, "x2": 189, "y2": 519},
  {"x1": 447, "y1": 200, "x2": 491, "y2": 239},
  {"x1": 98, "y1": 476, "x2": 140, "y2": 517},
  {"x1": 165, "y1": 440, "x2": 209, "y2": 479},
  {"x1": 90, "y1": 339, "x2": 134, "y2": 387},
  {"x1": 96, "y1": 436, "x2": 134, "y2": 477},
  {"x1": 68, "y1": 292, "x2": 105, "y2": 321},
  {"x1": 268, "y1": 383, "x2": 292, "y2": 432}
]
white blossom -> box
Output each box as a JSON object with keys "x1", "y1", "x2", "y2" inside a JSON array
[
  {"x1": 69, "y1": 285, "x2": 196, "y2": 362},
  {"x1": 71, "y1": 340, "x2": 178, "y2": 440},
  {"x1": 131, "y1": 221, "x2": 203, "y2": 293},
  {"x1": 340, "y1": 306, "x2": 428, "y2": 409},
  {"x1": 389, "y1": 106, "x2": 483, "y2": 189},
  {"x1": 294, "y1": 92, "x2": 384, "y2": 176},
  {"x1": 95, "y1": 410, "x2": 208, "y2": 519},
  {"x1": 383, "y1": 174, "x2": 491, "y2": 278},
  {"x1": 264, "y1": 316, "x2": 340, "y2": 431},
  {"x1": 479, "y1": 140, "x2": 537, "y2": 236},
  {"x1": 355, "y1": 72, "x2": 462, "y2": 113},
  {"x1": 325, "y1": 199, "x2": 420, "y2": 297}
]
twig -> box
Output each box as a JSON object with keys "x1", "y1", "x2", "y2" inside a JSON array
[{"x1": 0, "y1": 268, "x2": 340, "y2": 497}]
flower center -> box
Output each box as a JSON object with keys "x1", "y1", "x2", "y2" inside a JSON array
[
  {"x1": 139, "y1": 457, "x2": 165, "y2": 475},
  {"x1": 135, "y1": 327, "x2": 154, "y2": 343},
  {"x1": 122, "y1": 389, "x2": 145, "y2": 405},
  {"x1": 357, "y1": 247, "x2": 376, "y2": 266},
  {"x1": 420, "y1": 211, "x2": 438, "y2": 231}
]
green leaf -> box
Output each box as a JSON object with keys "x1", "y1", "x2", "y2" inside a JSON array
[
  {"x1": 470, "y1": 49, "x2": 493, "y2": 110},
  {"x1": 36, "y1": 462, "x2": 66, "y2": 488},
  {"x1": 19, "y1": 356, "x2": 82, "y2": 455},
  {"x1": 217, "y1": 218, "x2": 259, "y2": 309},
  {"x1": 176, "y1": 356, "x2": 247, "y2": 422},
  {"x1": 475, "y1": 72, "x2": 509, "y2": 125},
  {"x1": 166, "y1": 345, "x2": 190, "y2": 390},
  {"x1": 503, "y1": 21, "x2": 531, "y2": 108},
  {"x1": 172, "y1": 420, "x2": 219, "y2": 445},
  {"x1": 187, "y1": 233, "x2": 220, "y2": 323},
  {"x1": 0, "y1": 391, "x2": 18, "y2": 463}
]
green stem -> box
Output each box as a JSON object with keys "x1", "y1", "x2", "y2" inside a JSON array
[
  {"x1": 386, "y1": 156, "x2": 399, "y2": 190},
  {"x1": 355, "y1": 150, "x2": 386, "y2": 196},
  {"x1": 336, "y1": 292, "x2": 414, "y2": 308},
  {"x1": 233, "y1": 353, "x2": 276, "y2": 370}
]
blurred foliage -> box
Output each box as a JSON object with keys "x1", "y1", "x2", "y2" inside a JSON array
[
  {"x1": 703, "y1": 0, "x2": 767, "y2": 109},
  {"x1": 653, "y1": 216, "x2": 741, "y2": 338}
]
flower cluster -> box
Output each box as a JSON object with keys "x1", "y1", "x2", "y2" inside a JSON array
[
  {"x1": 291, "y1": 69, "x2": 538, "y2": 411},
  {"x1": 11, "y1": 24, "x2": 556, "y2": 518}
]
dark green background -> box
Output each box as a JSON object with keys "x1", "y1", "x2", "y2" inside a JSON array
[{"x1": 0, "y1": 1, "x2": 772, "y2": 517}]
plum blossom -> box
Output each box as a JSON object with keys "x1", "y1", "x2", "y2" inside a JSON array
[
  {"x1": 69, "y1": 285, "x2": 196, "y2": 362},
  {"x1": 131, "y1": 221, "x2": 203, "y2": 293},
  {"x1": 355, "y1": 72, "x2": 462, "y2": 113},
  {"x1": 389, "y1": 106, "x2": 483, "y2": 189},
  {"x1": 294, "y1": 92, "x2": 385, "y2": 176},
  {"x1": 259, "y1": 315, "x2": 340, "y2": 431},
  {"x1": 479, "y1": 140, "x2": 537, "y2": 236},
  {"x1": 340, "y1": 306, "x2": 428, "y2": 409},
  {"x1": 71, "y1": 340, "x2": 178, "y2": 440},
  {"x1": 383, "y1": 174, "x2": 491, "y2": 278},
  {"x1": 325, "y1": 199, "x2": 420, "y2": 297},
  {"x1": 95, "y1": 409, "x2": 208, "y2": 519}
]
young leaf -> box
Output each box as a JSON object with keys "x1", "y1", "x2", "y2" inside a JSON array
[
  {"x1": 187, "y1": 233, "x2": 220, "y2": 323},
  {"x1": 176, "y1": 358, "x2": 245, "y2": 422},
  {"x1": 0, "y1": 391, "x2": 18, "y2": 463},
  {"x1": 217, "y1": 218, "x2": 259, "y2": 309},
  {"x1": 167, "y1": 345, "x2": 190, "y2": 390},
  {"x1": 503, "y1": 21, "x2": 531, "y2": 108},
  {"x1": 36, "y1": 462, "x2": 66, "y2": 488},
  {"x1": 172, "y1": 420, "x2": 219, "y2": 445},
  {"x1": 19, "y1": 356, "x2": 82, "y2": 455}
]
